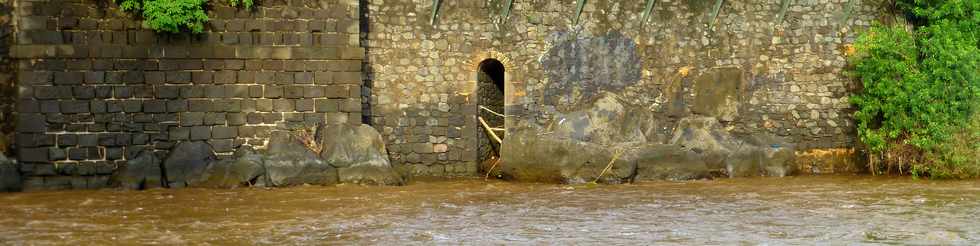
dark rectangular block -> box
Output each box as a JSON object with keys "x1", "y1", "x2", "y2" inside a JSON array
[
  {"x1": 214, "y1": 71, "x2": 236, "y2": 84},
  {"x1": 190, "y1": 126, "x2": 210, "y2": 140},
  {"x1": 166, "y1": 72, "x2": 192, "y2": 84},
  {"x1": 315, "y1": 99, "x2": 338, "y2": 112},
  {"x1": 167, "y1": 100, "x2": 188, "y2": 112},
  {"x1": 205, "y1": 113, "x2": 226, "y2": 125},
  {"x1": 188, "y1": 100, "x2": 210, "y2": 112},
  {"x1": 284, "y1": 86, "x2": 304, "y2": 99},
  {"x1": 169, "y1": 127, "x2": 190, "y2": 140},
  {"x1": 180, "y1": 86, "x2": 205, "y2": 98},
  {"x1": 143, "y1": 100, "x2": 166, "y2": 113},
  {"x1": 295, "y1": 99, "x2": 314, "y2": 112},
  {"x1": 212, "y1": 126, "x2": 238, "y2": 139},
  {"x1": 324, "y1": 85, "x2": 349, "y2": 98},
  {"x1": 19, "y1": 147, "x2": 48, "y2": 162},
  {"x1": 273, "y1": 100, "x2": 294, "y2": 112},
  {"x1": 192, "y1": 72, "x2": 213, "y2": 84},
  {"x1": 181, "y1": 112, "x2": 205, "y2": 126},
  {"x1": 16, "y1": 114, "x2": 47, "y2": 132},
  {"x1": 227, "y1": 113, "x2": 246, "y2": 126},
  {"x1": 40, "y1": 100, "x2": 59, "y2": 113},
  {"x1": 295, "y1": 72, "x2": 313, "y2": 84}
]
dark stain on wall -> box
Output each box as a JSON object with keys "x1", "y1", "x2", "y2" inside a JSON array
[{"x1": 540, "y1": 31, "x2": 642, "y2": 111}]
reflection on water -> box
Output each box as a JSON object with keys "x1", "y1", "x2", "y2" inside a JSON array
[{"x1": 0, "y1": 176, "x2": 978, "y2": 244}]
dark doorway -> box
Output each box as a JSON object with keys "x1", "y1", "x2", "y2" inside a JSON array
[{"x1": 477, "y1": 59, "x2": 505, "y2": 170}]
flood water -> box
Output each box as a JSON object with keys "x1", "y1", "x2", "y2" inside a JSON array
[{"x1": 0, "y1": 176, "x2": 978, "y2": 245}]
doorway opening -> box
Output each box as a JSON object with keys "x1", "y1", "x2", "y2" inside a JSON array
[{"x1": 477, "y1": 59, "x2": 505, "y2": 174}]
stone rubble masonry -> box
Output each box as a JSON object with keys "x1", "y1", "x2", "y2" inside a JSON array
[
  {"x1": 11, "y1": 0, "x2": 363, "y2": 190},
  {"x1": 364, "y1": 0, "x2": 883, "y2": 176},
  {"x1": 7, "y1": 0, "x2": 884, "y2": 188}
]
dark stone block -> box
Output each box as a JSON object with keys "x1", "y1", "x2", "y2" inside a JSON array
[
  {"x1": 84, "y1": 72, "x2": 105, "y2": 84},
  {"x1": 264, "y1": 86, "x2": 283, "y2": 98},
  {"x1": 192, "y1": 72, "x2": 213, "y2": 84},
  {"x1": 121, "y1": 101, "x2": 142, "y2": 113},
  {"x1": 157, "y1": 86, "x2": 179, "y2": 98},
  {"x1": 48, "y1": 148, "x2": 67, "y2": 161},
  {"x1": 181, "y1": 86, "x2": 206, "y2": 98},
  {"x1": 106, "y1": 148, "x2": 124, "y2": 160},
  {"x1": 188, "y1": 100, "x2": 210, "y2": 112},
  {"x1": 166, "y1": 72, "x2": 192, "y2": 84},
  {"x1": 170, "y1": 127, "x2": 190, "y2": 140},
  {"x1": 34, "y1": 86, "x2": 73, "y2": 100},
  {"x1": 296, "y1": 99, "x2": 314, "y2": 112},
  {"x1": 144, "y1": 100, "x2": 166, "y2": 113},
  {"x1": 214, "y1": 71, "x2": 236, "y2": 84},
  {"x1": 227, "y1": 113, "x2": 246, "y2": 126},
  {"x1": 190, "y1": 126, "x2": 211, "y2": 140},
  {"x1": 73, "y1": 86, "x2": 95, "y2": 99},
  {"x1": 212, "y1": 126, "x2": 238, "y2": 139},
  {"x1": 273, "y1": 100, "x2": 294, "y2": 112},
  {"x1": 205, "y1": 85, "x2": 226, "y2": 98},
  {"x1": 181, "y1": 112, "x2": 205, "y2": 126},
  {"x1": 54, "y1": 72, "x2": 84, "y2": 85},
  {"x1": 40, "y1": 100, "x2": 60, "y2": 113},
  {"x1": 285, "y1": 86, "x2": 304, "y2": 99},
  {"x1": 19, "y1": 147, "x2": 49, "y2": 163},
  {"x1": 168, "y1": 100, "x2": 188, "y2": 112},
  {"x1": 16, "y1": 114, "x2": 47, "y2": 133},
  {"x1": 205, "y1": 113, "x2": 227, "y2": 125}
]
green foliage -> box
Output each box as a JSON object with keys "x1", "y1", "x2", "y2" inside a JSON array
[
  {"x1": 116, "y1": 0, "x2": 254, "y2": 34},
  {"x1": 228, "y1": 0, "x2": 253, "y2": 9},
  {"x1": 849, "y1": 0, "x2": 980, "y2": 178}
]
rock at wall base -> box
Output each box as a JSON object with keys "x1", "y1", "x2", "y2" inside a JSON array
[
  {"x1": 116, "y1": 151, "x2": 164, "y2": 190},
  {"x1": 318, "y1": 124, "x2": 392, "y2": 168},
  {"x1": 338, "y1": 165, "x2": 404, "y2": 186},
  {"x1": 631, "y1": 144, "x2": 712, "y2": 181},
  {"x1": 194, "y1": 147, "x2": 266, "y2": 188},
  {"x1": 164, "y1": 141, "x2": 217, "y2": 187},
  {"x1": 262, "y1": 131, "x2": 339, "y2": 187},
  {"x1": 500, "y1": 129, "x2": 636, "y2": 184},
  {"x1": 0, "y1": 154, "x2": 22, "y2": 192}
]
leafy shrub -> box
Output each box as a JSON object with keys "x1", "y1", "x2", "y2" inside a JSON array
[
  {"x1": 116, "y1": 0, "x2": 252, "y2": 34},
  {"x1": 849, "y1": 0, "x2": 980, "y2": 178}
]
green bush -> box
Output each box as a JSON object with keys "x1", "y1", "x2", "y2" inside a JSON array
[
  {"x1": 849, "y1": 0, "x2": 980, "y2": 178},
  {"x1": 116, "y1": 0, "x2": 252, "y2": 34}
]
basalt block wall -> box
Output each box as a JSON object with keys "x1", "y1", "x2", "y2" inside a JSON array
[
  {"x1": 364, "y1": 0, "x2": 887, "y2": 176},
  {"x1": 5, "y1": 0, "x2": 886, "y2": 188},
  {"x1": 10, "y1": 0, "x2": 363, "y2": 189}
]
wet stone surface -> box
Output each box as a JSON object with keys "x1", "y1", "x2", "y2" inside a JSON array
[{"x1": 0, "y1": 176, "x2": 977, "y2": 244}]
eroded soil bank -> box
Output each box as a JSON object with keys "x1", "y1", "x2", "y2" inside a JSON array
[{"x1": 0, "y1": 176, "x2": 977, "y2": 244}]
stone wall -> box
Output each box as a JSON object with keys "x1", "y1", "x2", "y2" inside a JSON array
[
  {"x1": 0, "y1": 0, "x2": 13, "y2": 154},
  {"x1": 364, "y1": 0, "x2": 889, "y2": 176},
  {"x1": 10, "y1": 0, "x2": 363, "y2": 189}
]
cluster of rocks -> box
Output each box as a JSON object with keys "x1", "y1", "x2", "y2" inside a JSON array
[
  {"x1": 501, "y1": 93, "x2": 797, "y2": 184},
  {"x1": 118, "y1": 124, "x2": 404, "y2": 190}
]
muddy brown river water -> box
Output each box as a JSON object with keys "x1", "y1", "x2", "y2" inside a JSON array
[{"x1": 0, "y1": 175, "x2": 978, "y2": 245}]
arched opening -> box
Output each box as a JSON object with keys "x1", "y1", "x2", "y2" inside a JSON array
[{"x1": 477, "y1": 59, "x2": 505, "y2": 171}]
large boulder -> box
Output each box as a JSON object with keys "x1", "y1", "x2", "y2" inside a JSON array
[
  {"x1": 194, "y1": 146, "x2": 266, "y2": 188},
  {"x1": 262, "y1": 131, "x2": 338, "y2": 186},
  {"x1": 669, "y1": 116, "x2": 797, "y2": 177},
  {"x1": 164, "y1": 141, "x2": 217, "y2": 188},
  {"x1": 500, "y1": 129, "x2": 635, "y2": 184},
  {"x1": 551, "y1": 93, "x2": 657, "y2": 145},
  {"x1": 318, "y1": 124, "x2": 390, "y2": 168},
  {"x1": 630, "y1": 144, "x2": 711, "y2": 181},
  {"x1": 318, "y1": 124, "x2": 403, "y2": 185},
  {"x1": 0, "y1": 154, "x2": 22, "y2": 192},
  {"x1": 118, "y1": 151, "x2": 165, "y2": 190}
]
